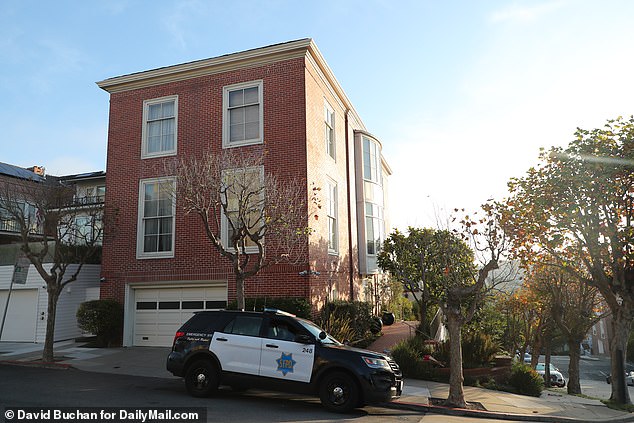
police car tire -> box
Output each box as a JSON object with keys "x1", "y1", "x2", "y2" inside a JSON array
[
  {"x1": 185, "y1": 359, "x2": 219, "y2": 397},
  {"x1": 319, "y1": 371, "x2": 359, "y2": 413}
]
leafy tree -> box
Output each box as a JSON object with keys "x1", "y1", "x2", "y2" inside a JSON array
[
  {"x1": 501, "y1": 116, "x2": 634, "y2": 403},
  {"x1": 168, "y1": 149, "x2": 314, "y2": 311},
  {"x1": 496, "y1": 291, "x2": 527, "y2": 357},
  {"x1": 378, "y1": 227, "x2": 442, "y2": 338},
  {"x1": 379, "y1": 204, "x2": 508, "y2": 408},
  {"x1": 463, "y1": 295, "x2": 506, "y2": 346},
  {"x1": 525, "y1": 258, "x2": 605, "y2": 394},
  {"x1": 0, "y1": 177, "x2": 104, "y2": 362}
]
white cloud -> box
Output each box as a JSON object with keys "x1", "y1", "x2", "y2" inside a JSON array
[
  {"x1": 161, "y1": 0, "x2": 206, "y2": 51},
  {"x1": 489, "y1": 1, "x2": 566, "y2": 23}
]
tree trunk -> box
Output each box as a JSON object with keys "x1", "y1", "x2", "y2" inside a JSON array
[
  {"x1": 567, "y1": 338, "x2": 582, "y2": 395},
  {"x1": 418, "y1": 300, "x2": 428, "y2": 338},
  {"x1": 530, "y1": 338, "x2": 542, "y2": 368},
  {"x1": 544, "y1": 341, "x2": 551, "y2": 388},
  {"x1": 444, "y1": 309, "x2": 466, "y2": 408},
  {"x1": 236, "y1": 274, "x2": 246, "y2": 311},
  {"x1": 609, "y1": 311, "x2": 633, "y2": 404},
  {"x1": 42, "y1": 285, "x2": 61, "y2": 362}
]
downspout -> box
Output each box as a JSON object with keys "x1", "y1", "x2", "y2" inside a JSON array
[{"x1": 344, "y1": 110, "x2": 355, "y2": 300}]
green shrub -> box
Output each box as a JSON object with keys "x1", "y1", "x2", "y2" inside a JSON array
[
  {"x1": 462, "y1": 331, "x2": 502, "y2": 368},
  {"x1": 391, "y1": 339, "x2": 436, "y2": 379},
  {"x1": 320, "y1": 300, "x2": 374, "y2": 344},
  {"x1": 507, "y1": 363, "x2": 544, "y2": 397},
  {"x1": 320, "y1": 313, "x2": 355, "y2": 343},
  {"x1": 76, "y1": 299, "x2": 123, "y2": 347},
  {"x1": 227, "y1": 297, "x2": 311, "y2": 318}
]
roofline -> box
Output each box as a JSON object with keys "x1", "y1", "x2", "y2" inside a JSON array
[
  {"x1": 96, "y1": 38, "x2": 366, "y2": 130},
  {"x1": 96, "y1": 39, "x2": 313, "y2": 93},
  {"x1": 60, "y1": 171, "x2": 106, "y2": 182},
  {"x1": 0, "y1": 162, "x2": 45, "y2": 182}
]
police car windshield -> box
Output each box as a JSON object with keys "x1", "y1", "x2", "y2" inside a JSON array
[{"x1": 298, "y1": 319, "x2": 340, "y2": 345}]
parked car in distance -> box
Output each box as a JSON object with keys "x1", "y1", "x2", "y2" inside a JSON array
[
  {"x1": 166, "y1": 308, "x2": 403, "y2": 413},
  {"x1": 515, "y1": 352, "x2": 532, "y2": 364},
  {"x1": 606, "y1": 371, "x2": 634, "y2": 386},
  {"x1": 535, "y1": 363, "x2": 566, "y2": 387}
]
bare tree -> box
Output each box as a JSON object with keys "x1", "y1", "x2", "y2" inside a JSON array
[
  {"x1": 168, "y1": 149, "x2": 314, "y2": 311},
  {"x1": 0, "y1": 177, "x2": 104, "y2": 362}
]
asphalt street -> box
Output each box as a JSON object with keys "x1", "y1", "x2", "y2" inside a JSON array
[
  {"x1": 549, "y1": 355, "x2": 631, "y2": 399},
  {"x1": 0, "y1": 364, "x2": 425, "y2": 423}
]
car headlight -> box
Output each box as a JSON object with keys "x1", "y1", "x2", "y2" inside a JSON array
[{"x1": 362, "y1": 356, "x2": 391, "y2": 370}]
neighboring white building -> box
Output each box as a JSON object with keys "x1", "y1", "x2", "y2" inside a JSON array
[
  {"x1": 0, "y1": 262, "x2": 100, "y2": 342},
  {"x1": 0, "y1": 163, "x2": 104, "y2": 343}
]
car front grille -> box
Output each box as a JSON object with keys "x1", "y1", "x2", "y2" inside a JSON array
[{"x1": 387, "y1": 358, "x2": 401, "y2": 375}]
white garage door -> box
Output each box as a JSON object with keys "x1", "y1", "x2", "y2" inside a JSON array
[
  {"x1": 133, "y1": 286, "x2": 227, "y2": 347},
  {"x1": 0, "y1": 289, "x2": 38, "y2": 342}
]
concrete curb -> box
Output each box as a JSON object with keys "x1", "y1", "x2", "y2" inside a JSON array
[
  {"x1": 384, "y1": 400, "x2": 634, "y2": 423},
  {"x1": 0, "y1": 359, "x2": 73, "y2": 370}
]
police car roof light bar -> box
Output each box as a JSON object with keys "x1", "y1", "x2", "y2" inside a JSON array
[{"x1": 264, "y1": 308, "x2": 296, "y2": 317}]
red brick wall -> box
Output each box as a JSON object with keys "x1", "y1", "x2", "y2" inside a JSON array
[
  {"x1": 303, "y1": 57, "x2": 362, "y2": 310},
  {"x1": 101, "y1": 57, "x2": 315, "y2": 305}
]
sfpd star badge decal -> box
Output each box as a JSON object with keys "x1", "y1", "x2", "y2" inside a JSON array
[{"x1": 276, "y1": 352, "x2": 296, "y2": 376}]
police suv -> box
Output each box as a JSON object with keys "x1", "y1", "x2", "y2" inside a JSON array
[{"x1": 166, "y1": 309, "x2": 403, "y2": 412}]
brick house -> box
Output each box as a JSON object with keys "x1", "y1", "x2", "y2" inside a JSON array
[{"x1": 97, "y1": 39, "x2": 391, "y2": 347}]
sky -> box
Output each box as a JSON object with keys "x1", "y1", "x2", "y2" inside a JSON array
[{"x1": 2, "y1": 0, "x2": 634, "y2": 230}]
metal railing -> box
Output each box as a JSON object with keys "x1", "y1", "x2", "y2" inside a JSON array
[
  {"x1": 72, "y1": 195, "x2": 105, "y2": 206},
  {"x1": 0, "y1": 219, "x2": 43, "y2": 235}
]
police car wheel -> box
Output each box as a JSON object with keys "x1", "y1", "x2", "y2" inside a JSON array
[
  {"x1": 319, "y1": 371, "x2": 359, "y2": 413},
  {"x1": 185, "y1": 359, "x2": 219, "y2": 397}
]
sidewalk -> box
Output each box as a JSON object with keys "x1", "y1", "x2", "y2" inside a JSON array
[{"x1": 2, "y1": 337, "x2": 634, "y2": 422}]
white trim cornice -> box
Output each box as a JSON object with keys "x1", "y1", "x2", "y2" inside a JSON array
[{"x1": 97, "y1": 39, "x2": 313, "y2": 93}]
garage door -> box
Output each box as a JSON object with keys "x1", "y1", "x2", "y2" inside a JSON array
[
  {"x1": 0, "y1": 289, "x2": 38, "y2": 342},
  {"x1": 133, "y1": 286, "x2": 227, "y2": 347}
]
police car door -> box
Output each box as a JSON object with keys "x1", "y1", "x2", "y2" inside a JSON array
[
  {"x1": 211, "y1": 314, "x2": 263, "y2": 376},
  {"x1": 259, "y1": 317, "x2": 315, "y2": 383}
]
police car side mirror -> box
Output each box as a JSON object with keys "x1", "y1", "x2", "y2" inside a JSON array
[
  {"x1": 319, "y1": 331, "x2": 327, "y2": 340},
  {"x1": 295, "y1": 334, "x2": 313, "y2": 344}
]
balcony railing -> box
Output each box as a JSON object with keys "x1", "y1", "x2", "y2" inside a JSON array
[
  {"x1": 0, "y1": 219, "x2": 43, "y2": 235},
  {"x1": 72, "y1": 195, "x2": 105, "y2": 206}
]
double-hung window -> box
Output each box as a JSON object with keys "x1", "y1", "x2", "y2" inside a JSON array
[
  {"x1": 137, "y1": 178, "x2": 175, "y2": 259},
  {"x1": 221, "y1": 166, "x2": 264, "y2": 252},
  {"x1": 142, "y1": 96, "x2": 177, "y2": 158},
  {"x1": 223, "y1": 81, "x2": 263, "y2": 148},
  {"x1": 363, "y1": 137, "x2": 382, "y2": 183},
  {"x1": 326, "y1": 180, "x2": 338, "y2": 254},
  {"x1": 325, "y1": 103, "x2": 335, "y2": 159},
  {"x1": 365, "y1": 202, "x2": 384, "y2": 256}
]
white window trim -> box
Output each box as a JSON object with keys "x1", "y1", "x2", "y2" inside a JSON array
[
  {"x1": 221, "y1": 166, "x2": 265, "y2": 253},
  {"x1": 141, "y1": 95, "x2": 178, "y2": 159},
  {"x1": 136, "y1": 177, "x2": 176, "y2": 259},
  {"x1": 326, "y1": 178, "x2": 338, "y2": 255},
  {"x1": 324, "y1": 101, "x2": 335, "y2": 160},
  {"x1": 222, "y1": 80, "x2": 264, "y2": 149}
]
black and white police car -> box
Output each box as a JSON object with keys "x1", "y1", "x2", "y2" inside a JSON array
[{"x1": 166, "y1": 308, "x2": 403, "y2": 412}]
